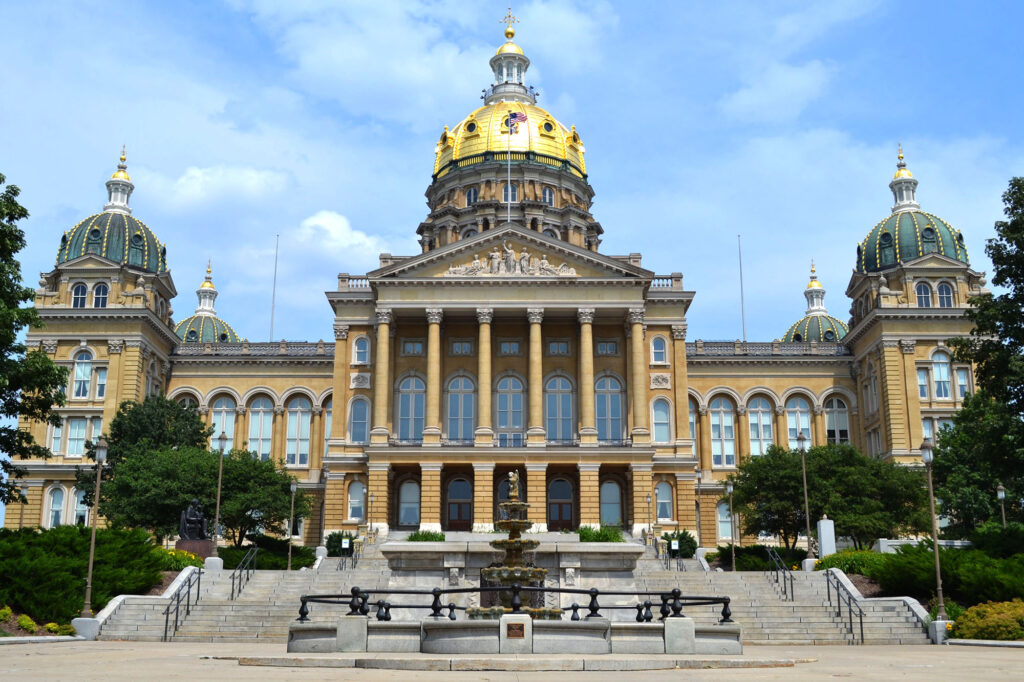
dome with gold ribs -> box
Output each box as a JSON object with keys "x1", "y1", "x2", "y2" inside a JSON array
[
  {"x1": 782, "y1": 263, "x2": 849, "y2": 343},
  {"x1": 173, "y1": 263, "x2": 244, "y2": 343}
]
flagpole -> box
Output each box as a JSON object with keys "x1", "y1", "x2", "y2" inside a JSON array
[{"x1": 507, "y1": 109, "x2": 512, "y2": 225}]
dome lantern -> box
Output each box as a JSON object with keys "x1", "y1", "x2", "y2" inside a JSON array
[
  {"x1": 173, "y1": 261, "x2": 244, "y2": 343},
  {"x1": 889, "y1": 144, "x2": 919, "y2": 213},
  {"x1": 104, "y1": 146, "x2": 134, "y2": 215},
  {"x1": 485, "y1": 9, "x2": 535, "y2": 106},
  {"x1": 782, "y1": 262, "x2": 849, "y2": 343}
]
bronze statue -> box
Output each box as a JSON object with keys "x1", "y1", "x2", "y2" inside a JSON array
[
  {"x1": 507, "y1": 469, "x2": 521, "y2": 502},
  {"x1": 179, "y1": 499, "x2": 208, "y2": 540}
]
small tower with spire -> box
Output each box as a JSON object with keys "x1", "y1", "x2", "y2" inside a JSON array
[
  {"x1": 804, "y1": 260, "x2": 828, "y2": 315},
  {"x1": 889, "y1": 144, "x2": 920, "y2": 212},
  {"x1": 194, "y1": 260, "x2": 218, "y2": 317},
  {"x1": 104, "y1": 146, "x2": 134, "y2": 214},
  {"x1": 485, "y1": 8, "x2": 535, "y2": 105}
]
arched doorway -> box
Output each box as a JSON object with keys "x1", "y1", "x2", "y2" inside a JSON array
[
  {"x1": 446, "y1": 477, "x2": 473, "y2": 531},
  {"x1": 547, "y1": 478, "x2": 574, "y2": 531},
  {"x1": 495, "y1": 475, "x2": 524, "y2": 520}
]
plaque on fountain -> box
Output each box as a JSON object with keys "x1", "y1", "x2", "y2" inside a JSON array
[{"x1": 507, "y1": 623, "x2": 525, "y2": 639}]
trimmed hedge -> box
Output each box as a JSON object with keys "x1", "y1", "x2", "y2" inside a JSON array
[
  {"x1": 661, "y1": 530, "x2": 698, "y2": 558},
  {"x1": 969, "y1": 522, "x2": 1024, "y2": 560},
  {"x1": 875, "y1": 543, "x2": 1024, "y2": 606},
  {"x1": 814, "y1": 550, "x2": 890, "y2": 578},
  {"x1": 578, "y1": 526, "x2": 624, "y2": 543},
  {"x1": 953, "y1": 600, "x2": 1024, "y2": 640},
  {"x1": 407, "y1": 530, "x2": 446, "y2": 542},
  {"x1": 715, "y1": 544, "x2": 807, "y2": 571},
  {"x1": 217, "y1": 534, "x2": 315, "y2": 570},
  {"x1": 17, "y1": 614, "x2": 37, "y2": 634}
]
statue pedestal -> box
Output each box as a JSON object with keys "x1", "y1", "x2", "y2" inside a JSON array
[{"x1": 176, "y1": 538, "x2": 215, "y2": 559}]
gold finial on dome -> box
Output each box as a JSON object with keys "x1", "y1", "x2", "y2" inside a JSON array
[
  {"x1": 120, "y1": 144, "x2": 126, "y2": 163},
  {"x1": 893, "y1": 142, "x2": 913, "y2": 179},
  {"x1": 111, "y1": 145, "x2": 131, "y2": 181},
  {"x1": 807, "y1": 260, "x2": 822, "y2": 289},
  {"x1": 501, "y1": 5, "x2": 518, "y2": 39},
  {"x1": 200, "y1": 259, "x2": 215, "y2": 289}
]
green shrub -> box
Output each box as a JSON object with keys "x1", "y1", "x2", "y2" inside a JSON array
[
  {"x1": 152, "y1": 547, "x2": 204, "y2": 571},
  {"x1": 407, "y1": 530, "x2": 446, "y2": 542},
  {"x1": 953, "y1": 600, "x2": 1024, "y2": 640},
  {"x1": 326, "y1": 531, "x2": 356, "y2": 556},
  {"x1": 0, "y1": 605, "x2": 11, "y2": 622},
  {"x1": 17, "y1": 614, "x2": 37, "y2": 634},
  {"x1": 578, "y1": 526, "x2": 624, "y2": 543},
  {"x1": 969, "y1": 522, "x2": 1024, "y2": 559},
  {"x1": 715, "y1": 544, "x2": 807, "y2": 571},
  {"x1": 44, "y1": 622, "x2": 60, "y2": 633},
  {"x1": 814, "y1": 550, "x2": 890, "y2": 579},
  {"x1": 927, "y1": 599, "x2": 965, "y2": 622},
  {"x1": 57, "y1": 624, "x2": 76, "y2": 636},
  {"x1": 661, "y1": 530, "x2": 698, "y2": 558},
  {"x1": 874, "y1": 543, "x2": 1024, "y2": 606},
  {"x1": 217, "y1": 542, "x2": 315, "y2": 571}
]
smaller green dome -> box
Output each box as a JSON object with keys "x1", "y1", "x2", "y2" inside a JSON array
[
  {"x1": 856, "y1": 210, "x2": 968, "y2": 273},
  {"x1": 175, "y1": 315, "x2": 243, "y2": 343},
  {"x1": 782, "y1": 314, "x2": 848, "y2": 343},
  {"x1": 57, "y1": 212, "x2": 167, "y2": 273}
]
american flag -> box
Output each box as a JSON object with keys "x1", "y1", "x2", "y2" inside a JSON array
[{"x1": 506, "y1": 111, "x2": 527, "y2": 133}]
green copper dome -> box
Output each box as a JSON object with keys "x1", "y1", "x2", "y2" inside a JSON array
[
  {"x1": 174, "y1": 315, "x2": 243, "y2": 343},
  {"x1": 782, "y1": 314, "x2": 848, "y2": 343},
  {"x1": 57, "y1": 211, "x2": 167, "y2": 274},
  {"x1": 856, "y1": 210, "x2": 968, "y2": 273}
]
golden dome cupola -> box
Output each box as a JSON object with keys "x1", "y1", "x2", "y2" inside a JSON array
[
  {"x1": 174, "y1": 261, "x2": 244, "y2": 343},
  {"x1": 486, "y1": 11, "x2": 535, "y2": 106},
  {"x1": 781, "y1": 262, "x2": 849, "y2": 343},
  {"x1": 890, "y1": 144, "x2": 920, "y2": 212},
  {"x1": 105, "y1": 146, "x2": 134, "y2": 214}
]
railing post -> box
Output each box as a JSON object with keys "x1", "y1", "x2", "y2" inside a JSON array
[
  {"x1": 635, "y1": 603, "x2": 645, "y2": 622},
  {"x1": 670, "y1": 588, "x2": 684, "y2": 617},
  {"x1": 659, "y1": 594, "x2": 671, "y2": 620},
  {"x1": 642, "y1": 600, "x2": 653, "y2": 622},
  {"x1": 448, "y1": 603, "x2": 457, "y2": 621},
  {"x1": 297, "y1": 597, "x2": 310, "y2": 622},
  {"x1": 430, "y1": 587, "x2": 443, "y2": 618},
  {"x1": 570, "y1": 603, "x2": 580, "y2": 621},
  {"x1": 510, "y1": 584, "x2": 522, "y2": 613},
  {"x1": 585, "y1": 588, "x2": 601, "y2": 619},
  {"x1": 347, "y1": 587, "x2": 362, "y2": 616},
  {"x1": 719, "y1": 597, "x2": 733, "y2": 623}
]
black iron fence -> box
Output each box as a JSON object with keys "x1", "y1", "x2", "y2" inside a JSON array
[
  {"x1": 162, "y1": 568, "x2": 202, "y2": 641},
  {"x1": 825, "y1": 569, "x2": 864, "y2": 644},
  {"x1": 766, "y1": 546, "x2": 795, "y2": 601},
  {"x1": 297, "y1": 585, "x2": 732, "y2": 624}
]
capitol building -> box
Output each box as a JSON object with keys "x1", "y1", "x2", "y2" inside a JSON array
[{"x1": 11, "y1": 25, "x2": 983, "y2": 547}]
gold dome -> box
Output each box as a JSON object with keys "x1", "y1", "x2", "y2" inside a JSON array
[
  {"x1": 434, "y1": 102, "x2": 586, "y2": 178},
  {"x1": 497, "y1": 39, "x2": 524, "y2": 55},
  {"x1": 893, "y1": 144, "x2": 913, "y2": 179},
  {"x1": 199, "y1": 261, "x2": 215, "y2": 289}
]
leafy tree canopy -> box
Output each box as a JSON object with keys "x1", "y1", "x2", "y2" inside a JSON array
[{"x1": 0, "y1": 172, "x2": 67, "y2": 504}]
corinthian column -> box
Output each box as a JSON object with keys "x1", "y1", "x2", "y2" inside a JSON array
[
  {"x1": 527, "y1": 307, "x2": 546, "y2": 446},
  {"x1": 629, "y1": 308, "x2": 650, "y2": 444},
  {"x1": 423, "y1": 308, "x2": 443, "y2": 446},
  {"x1": 578, "y1": 308, "x2": 597, "y2": 446},
  {"x1": 475, "y1": 308, "x2": 494, "y2": 446},
  {"x1": 370, "y1": 308, "x2": 392, "y2": 444}
]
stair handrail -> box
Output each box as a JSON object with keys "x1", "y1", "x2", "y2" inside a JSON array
[
  {"x1": 230, "y1": 545, "x2": 259, "y2": 600},
  {"x1": 161, "y1": 567, "x2": 202, "y2": 641},
  {"x1": 825, "y1": 568, "x2": 864, "y2": 644},
  {"x1": 766, "y1": 545, "x2": 795, "y2": 601}
]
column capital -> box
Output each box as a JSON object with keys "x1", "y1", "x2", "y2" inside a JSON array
[
  {"x1": 472, "y1": 462, "x2": 496, "y2": 472},
  {"x1": 106, "y1": 339, "x2": 124, "y2": 354},
  {"x1": 524, "y1": 462, "x2": 548, "y2": 472},
  {"x1": 527, "y1": 307, "x2": 545, "y2": 324},
  {"x1": 235, "y1": 406, "x2": 248, "y2": 415},
  {"x1": 476, "y1": 307, "x2": 494, "y2": 324},
  {"x1": 736, "y1": 405, "x2": 747, "y2": 416},
  {"x1": 375, "y1": 308, "x2": 392, "y2": 325},
  {"x1": 577, "y1": 462, "x2": 601, "y2": 473},
  {"x1": 426, "y1": 307, "x2": 444, "y2": 324},
  {"x1": 577, "y1": 308, "x2": 595, "y2": 324},
  {"x1": 273, "y1": 406, "x2": 285, "y2": 415},
  {"x1": 367, "y1": 461, "x2": 391, "y2": 472},
  {"x1": 900, "y1": 339, "x2": 916, "y2": 354},
  {"x1": 419, "y1": 462, "x2": 443, "y2": 472},
  {"x1": 627, "y1": 307, "x2": 645, "y2": 324},
  {"x1": 629, "y1": 462, "x2": 653, "y2": 474},
  {"x1": 671, "y1": 324, "x2": 687, "y2": 340},
  {"x1": 333, "y1": 323, "x2": 350, "y2": 340}
]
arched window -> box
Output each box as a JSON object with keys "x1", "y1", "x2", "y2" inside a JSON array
[
  {"x1": 652, "y1": 398, "x2": 671, "y2": 443},
  {"x1": 651, "y1": 337, "x2": 667, "y2": 364},
  {"x1": 353, "y1": 337, "x2": 370, "y2": 364},
  {"x1": 461, "y1": 228, "x2": 478, "y2": 239},
  {"x1": 879, "y1": 232, "x2": 895, "y2": 266},
  {"x1": 545, "y1": 376, "x2": 573, "y2": 442},
  {"x1": 347, "y1": 481, "x2": 365, "y2": 521},
  {"x1": 447, "y1": 478, "x2": 473, "y2": 530},
  {"x1": 937, "y1": 283, "x2": 954, "y2": 308},
  {"x1": 786, "y1": 396, "x2": 812, "y2": 449},
  {"x1": 600, "y1": 480, "x2": 622, "y2": 526},
  {"x1": 47, "y1": 487, "x2": 65, "y2": 528},
  {"x1": 93, "y1": 283, "x2": 108, "y2": 308},
  {"x1": 542, "y1": 187, "x2": 554, "y2": 206},
  {"x1": 655, "y1": 481, "x2": 673, "y2": 520},
  {"x1": 548, "y1": 478, "x2": 574, "y2": 530},
  {"x1": 595, "y1": 376, "x2": 624, "y2": 442},
  {"x1": 74, "y1": 490, "x2": 89, "y2": 525},
  {"x1": 210, "y1": 395, "x2": 236, "y2": 448},
  {"x1": 921, "y1": 227, "x2": 938, "y2": 254},
  {"x1": 86, "y1": 228, "x2": 102, "y2": 254},
  {"x1": 916, "y1": 282, "x2": 932, "y2": 308},
  {"x1": 748, "y1": 397, "x2": 774, "y2": 455},
  {"x1": 128, "y1": 233, "x2": 144, "y2": 266},
  {"x1": 543, "y1": 228, "x2": 559, "y2": 239},
  {"x1": 285, "y1": 396, "x2": 312, "y2": 465},
  {"x1": 465, "y1": 187, "x2": 479, "y2": 206},
  {"x1": 323, "y1": 398, "x2": 332, "y2": 446},
  {"x1": 825, "y1": 397, "x2": 850, "y2": 444},
  {"x1": 496, "y1": 376, "x2": 525, "y2": 446},
  {"x1": 178, "y1": 395, "x2": 198, "y2": 410},
  {"x1": 396, "y1": 376, "x2": 425, "y2": 442},
  {"x1": 248, "y1": 396, "x2": 274, "y2": 460},
  {"x1": 717, "y1": 501, "x2": 732, "y2": 540},
  {"x1": 72, "y1": 351, "x2": 92, "y2": 398},
  {"x1": 688, "y1": 397, "x2": 698, "y2": 443},
  {"x1": 933, "y1": 352, "x2": 952, "y2": 399},
  {"x1": 502, "y1": 183, "x2": 518, "y2": 203},
  {"x1": 72, "y1": 283, "x2": 87, "y2": 308},
  {"x1": 398, "y1": 480, "x2": 420, "y2": 527},
  {"x1": 710, "y1": 397, "x2": 736, "y2": 467},
  {"x1": 349, "y1": 397, "x2": 370, "y2": 444},
  {"x1": 447, "y1": 375, "x2": 475, "y2": 442},
  {"x1": 145, "y1": 360, "x2": 161, "y2": 397}
]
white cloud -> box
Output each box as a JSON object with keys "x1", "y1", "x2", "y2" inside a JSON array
[
  {"x1": 145, "y1": 165, "x2": 290, "y2": 209},
  {"x1": 719, "y1": 60, "x2": 834, "y2": 123},
  {"x1": 294, "y1": 210, "x2": 389, "y2": 265}
]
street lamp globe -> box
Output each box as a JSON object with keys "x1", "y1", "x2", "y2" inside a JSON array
[
  {"x1": 920, "y1": 437, "x2": 933, "y2": 465},
  {"x1": 997, "y1": 484, "x2": 1006, "y2": 501},
  {"x1": 796, "y1": 432, "x2": 807, "y2": 452},
  {"x1": 95, "y1": 436, "x2": 108, "y2": 464},
  {"x1": 217, "y1": 430, "x2": 228, "y2": 454},
  {"x1": 725, "y1": 481, "x2": 733, "y2": 496}
]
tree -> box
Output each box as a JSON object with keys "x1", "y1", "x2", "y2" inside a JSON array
[
  {"x1": 731, "y1": 444, "x2": 928, "y2": 550},
  {"x1": 218, "y1": 451, "x2": 311, "y2": 547},
  {"x1": 0, "y1": 172, "x2": 68, "y2": 505}
]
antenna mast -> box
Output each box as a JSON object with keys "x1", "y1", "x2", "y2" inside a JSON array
[
  {"x1": 738, "y1": 234, "x2": 747, "y2": 343},
  {"x1": 270, "y1": 234, "x2": 279, "y2": 341}
]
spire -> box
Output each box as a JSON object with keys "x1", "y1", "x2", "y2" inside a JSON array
[
  {"x1": 889, "y1": 143, "x2": 920, "y2": 212},
  {"x1": 804, "y1": 260, "x2": 828, "y2": 315},
  {"x1": 194, "y1": 261, "x2": 218, "y2": 316},
  {"x1": 484, "y1": 7, "x2": 535, "y2": 105},
  {"x1": 104, "y1": 146, "x2": 134, "y2": 214}
]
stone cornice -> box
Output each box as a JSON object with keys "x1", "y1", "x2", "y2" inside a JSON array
[{"x1": 34, "y1": 307, "x2": 181, "y2": 348}]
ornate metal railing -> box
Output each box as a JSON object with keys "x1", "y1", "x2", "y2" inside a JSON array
[
  {"x1": 825, "y1": 569, "x2": 864, "y2": 644},
  {"x1": 434, "y1": 150, "x2": 587, "y2": 181},
  {"x1": 297, "y1": 585, "x2": 731, "y2": 624},
  {"x1": 766, "y1": 546, "x2": 795, "y2": 601},
  {"x1": 686, "y1": 341, "x2": 851, "y2": 357},
  {"x1": 162, "y1": 568, "x2": 202, "y2": 641},
  {"x1": 230, "y1": 546, "x2": 259, "y2": 600}
]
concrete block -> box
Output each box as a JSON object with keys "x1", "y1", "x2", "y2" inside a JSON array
[
  {"x1": 928, "y1": 620, "x2": 951, "y2": 644},
  {"x1": 533, "y1": 618, "x2": 610, "y2": 654},
  {"x1": 71, "y1": 617, "x2": 100, "y2": 641},
  {"x1": 315, "y1": 546, "x2": 328, "y2": 560},
  {"x1": 204, "y1": 556, "x2": 224, "y2": 571},
  {"x1": 499, "y1": 614, "x2": 533, "y2": 654},
  {"x1": 336, "y1": 616, "x2": 368, "y2": 652},
  {"x1": 801, "y1": 558, "x2": 817, "y2": 572},
  {"x1": 694, "y1": 623, "x2": 743, "y2": 655},
  {"x1": 367, "y1": 621, "x2": 421, "y2": 652},
  {"x1": 610, "y1": 622, "x2": 665, "y2": 654},
  {"x1": 287, "y1": 622, "x2": 339, "y2": 653},
  {"x1": 664, "y1": 617, "x2": 696, "y2": 654},
  {"x1": 421, "y1": 618, "x2": 499, "y2": 654}
]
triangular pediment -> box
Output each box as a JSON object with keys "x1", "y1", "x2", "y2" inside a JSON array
[
  {"x1": 55, "y1": 253, "x2": 122, "y2": 270},
  {"x1": 900, "y1": 252, "x2": 972, "y2": 270},
  {"x1": 369, "y1": 225, "x2": 651, "y2": 281}
]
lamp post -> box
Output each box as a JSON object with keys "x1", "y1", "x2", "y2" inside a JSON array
[
  {"x1": 725, "y1": 480, "x2": 735, "y2": 571},
  {"x1": 212, "y1": 431, "x2": 228, "y2": 549},
  {"x1": 695, "y1": 469, "x2": 703, "y2": 547},
  {"x1": 81, "y1": 437, "x2": 107, "y2": 617},
  {"x1": 797, "y1": 432, "x2": 814, "y2": 559},
  {"x1": 646, "y1": 493, "x2": 652, "y2": 543},
  {"x1": 18, "y1": 485, "x2": 28, "y2": 529},
  {"x1": 287, "y1": 479, "x2": 298, "y2": 570},
  {"x1": 921, "y1": 438, "x2": 947, "y2": 621},
  {"x1": 997, "y1": 483, "x2": 1007, "y2": 529},
  {"x1": 368, "y1": 492, "x2": 375, "y2": 541}
]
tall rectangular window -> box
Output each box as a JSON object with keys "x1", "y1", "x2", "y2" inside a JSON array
[
  {"x1": 95, "y1": 368, "x2": 107, "y2": 399},
  {"x1": 917, "y1": 369, "x2": 929, "y2": 399},
  {"x1": 66, "y1": 418, "x2": 86, "y2": 456},
  {"x1": 956, "y1": 368, "x2": 970, "y2": 398},
  {"x1": 50, "y1": 420, "x2": 63, "y2": 453},
  {"x1": 91, "y1": 416, "x2": 103, "y2": 440}
]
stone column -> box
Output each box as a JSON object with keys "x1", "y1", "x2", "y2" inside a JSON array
[
  {"x1": 309, "y1": 406, "x2": 323, "y2": 469},
  {"x1": 774, "y1": 406, "x2": 788, "y2": 448},
  {"x1": 630, "y1": 463, "x2": 653, "y2": 536},
  {"x1": 525, "y1": 462, "x2": 548, "y2": 531},
  {"x1": 812, "y1": 405, "x2": 826, "y2": 447},
  {"x1": 472, "y1": 462, "x2": 495, "y2": 532},
  {"x1": 735, "y1": 405, "x2": 749, "y2": 461},
  {"x1": 675, "y1": 473, "x2": 696, "y2": 534},
  {"x1": 578, "y1": 462, "x2": 601, "y2": 529},
  {"x1": 698, "y1": 405, "x2": 711, "y2": 472},
  {"x1": 271, "y1": 405, "x2": 285, "y2": 465},
  {"x1": 322, "y1": 471, "x2": 347, "y2": 534},
  {"x1": 370, "y1": 308, "x2": 392, "y2": 444},
  {"x1": 671, "y1": 325, "x2": 692, "y2": 451},
  {"x1": 367, "y1": 462, "x2": 390, "y2": 536},
  {"x1": 329, "y1": 324, "x2": 350, "y2": 452},
  {"x1": 475, "y1": 308, "x2": 494, "y2": 446},
  {"x1": 628, "y1": 308, "x2": 650, "y2": 444},
  {"x1": 901, "y1": 339, "x2": 923, "y2": 451},
  {"x1": 527, "y1": 307, "x2": 546, "y2": 445},
  {"x1": 578, "y1": 308, "x2": 597, "y2": 446},
  {"x1": 419, "y1": 463, "x2": 443, "y2": 532},
  {"x1": 423, "y1": 308, "x2": 443, "y2": 446}
]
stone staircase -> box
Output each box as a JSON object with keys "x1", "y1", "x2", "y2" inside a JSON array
[{"x1": 633, "y1": 553, "x2": 929, "y2": 645}]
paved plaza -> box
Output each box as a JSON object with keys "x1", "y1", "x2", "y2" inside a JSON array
[{"x1": 1, "y1": 641, "x2": 1023, "y2": 680}]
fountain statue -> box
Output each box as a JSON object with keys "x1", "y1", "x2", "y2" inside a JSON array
[{"x1": 467, "y1": 470, "x2": 563, "y2": 620}]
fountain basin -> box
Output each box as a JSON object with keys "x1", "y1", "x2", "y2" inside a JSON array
[
  {"x1": 490, "y1": 538, "x2": 539, "y2": 553},
  {"x1": 481, "y1": 565, "x2": 547, "y2": 584}
]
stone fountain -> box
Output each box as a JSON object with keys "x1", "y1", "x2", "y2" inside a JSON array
[{"x1": 467, "y1": 469, "x2": 563, "y2": 620}]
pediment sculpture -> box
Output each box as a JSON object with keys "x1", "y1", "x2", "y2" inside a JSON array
[{"x1": 445, "y1": 241, "x2": 577, "y2": 277}]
